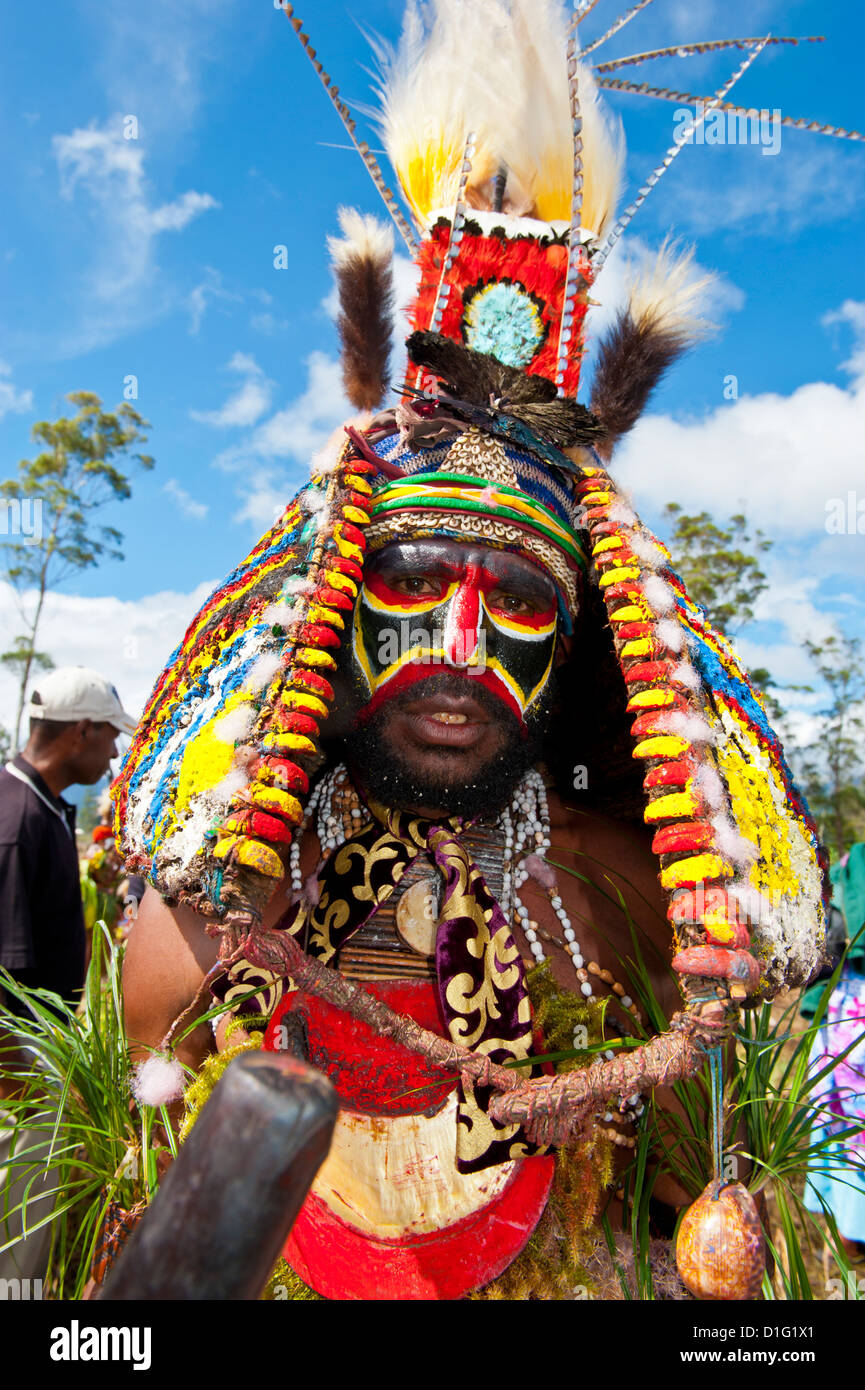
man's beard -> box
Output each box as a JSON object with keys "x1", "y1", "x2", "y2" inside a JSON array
[{"x1": 343, "y1": 672, "x2": 554, "y2": 820}]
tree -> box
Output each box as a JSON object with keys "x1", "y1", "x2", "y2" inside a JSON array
[
  {"x1": 77, "y1": 784, "x2": 106, "y2": 840},
  {"x1": 661, "y1": 504, "x2": 773, "y2": 634},
  {"x1": 793, "y1": 635, "x2": 865, "y2": 860},
  {"x1": 0, "y1": 392, "x2": 152, "y2": 749}
]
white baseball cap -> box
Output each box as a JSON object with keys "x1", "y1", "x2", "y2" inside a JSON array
[{"x1": 27, "y1": 667, "x2": 138, "y2": 736}]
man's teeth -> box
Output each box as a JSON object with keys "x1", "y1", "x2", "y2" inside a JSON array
[{"x1": 430, "y1": 712, "x2": 468, "y2": 725}]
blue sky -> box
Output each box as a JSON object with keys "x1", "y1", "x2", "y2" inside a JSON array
[{"x1": 1, "y1": 0, "x2": 863, "y2": 759}]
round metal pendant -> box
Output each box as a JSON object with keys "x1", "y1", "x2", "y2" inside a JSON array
[{"x1": 395, "y1": 877, "x2": 439, "y2": 957}]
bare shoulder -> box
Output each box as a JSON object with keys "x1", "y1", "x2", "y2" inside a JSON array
[
  {"x1": 122, "y1": 888, "x2": 222, "y2": 1061},
  {"x1": 530, "y1": 788, "x2": 678, "y2": 1017},
  {"x1": 122, "y1": 867, "x2": 301, "y2": 1063},
  {"x1": 547, "y1": 789, "x2": 667, "y2": 932}
]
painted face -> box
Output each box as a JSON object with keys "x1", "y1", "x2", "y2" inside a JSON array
[{"x1": 350, "y1": 538, "x2": 559, "y2": 726}]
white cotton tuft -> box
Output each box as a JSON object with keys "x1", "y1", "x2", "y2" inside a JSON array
[
  {"x1": 212, "y1": 768, "x2": 249, "y2": 805},
  {"x1": 693, "y1": 762, "x2": 725, "y2": 810},
  {"x1": 243, "y1": 653, "x2": 282, "y2": 694},
  {"x1": 310, "y1": 416, "x2": 371, "y2": 477},
  {"x1": 641, "y1": 574, "x2": 675, "y2": 614},
  {"x1": 654, "y1": 619, "x2": 684, "y2": 653},
  {"x1": 711, "y1": 814, "x2": 758, "y2": 868},
  {"x1": 607, "y1": 501, "x2": 636, "y2": 526},
  {"x1": 302, "y1": 485, "x2": 330, "y2": 515},
  {"x1": 212, "y1": 705, "x2": 257, "y2": 745},
  {"x1": 629, "y1": 531, "x2": 668, "y2": 571},
  {"x1": 131, "y1": 1055, "x2": 185, "y2": 1107},
  {"x1": 304, "y1": 872, "x2": 322, "y2": 907},
  {"x1": 672, "y1": 660, "x2": 701, "y2": 692},
  {"x1": 262, "y1": 601, "x2": 305, "y2": 629},
  {"x1": 281, "y1": 575, "x2": 314, "y2": 596},
  {"x1": 664, "y1": 711, "x2": 715, "y2": 745},
  {"x1": 521, "y1": 853, "x2": 556, "y2": 890}
]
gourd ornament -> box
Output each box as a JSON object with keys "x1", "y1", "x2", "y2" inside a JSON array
[{"x1": 676, "y1": 1181, "x2": 766, "y2": 1301}]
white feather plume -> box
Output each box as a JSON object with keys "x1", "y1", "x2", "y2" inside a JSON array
[{"x1": 378, "y1": 0, "x2": 623, "y2": 234}]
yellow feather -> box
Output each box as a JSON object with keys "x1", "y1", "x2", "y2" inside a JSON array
[{"x1": 379, "y1": 0, "x2": 623, "y2": 233}]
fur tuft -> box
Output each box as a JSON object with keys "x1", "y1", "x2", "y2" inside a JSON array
[
  {"x1": 328, "y1": 207, "x2": 395, "y2": 411},
  {"x1": 328, "y1": 207, "x2": 394, "y2": 271},
  {"x1": 407, "y1": 329, "x2": 602, "y2": 446},
  {"x1": 590, "y1": 240, "x2": 714, "y2": 457},
  {"x1": 378, "y1": 0, "x2": 623, "y2": 233},
  {"x1": 627, "y1": 240, "x2": 715, "y2": 348}
]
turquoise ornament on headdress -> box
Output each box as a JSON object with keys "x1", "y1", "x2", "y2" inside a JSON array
[{"x1": 462, "y1": 282, "x2": 547, "y2": 368}]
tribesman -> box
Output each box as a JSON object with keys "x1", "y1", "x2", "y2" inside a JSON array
[{"x1": 116, "y1": 0, "x2": 831, "y2": 1300}]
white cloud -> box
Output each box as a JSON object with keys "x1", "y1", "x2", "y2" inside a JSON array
[
  {"x1": 239, "y1": 352, "x2": 349, "y2": 461},
  {"x1": 191, "y1": 352, "x2": 274, "y2": 429},
  {"x1": 81, "y1": 0, "x2": 235, "y2": 138},
  {"x1": 600, "y1": 296, "x2": 865, "y2": 729},
  {"x1": 0, "y1": 579, "x2": 215, "y2": 737},
  {"x1": 0, "y1": 361, "x2": 33, "y2": 420},
  {"x1": 162, "y1": 479, "x2": 208, "y2": 520},
  {"x1": 823, "y1": 299, "x2": 865, "y2": 378},
  {"x1": 249, "y1": 311, "x2": 290, "y2": 336},
  {"x1": 52, "y1": 119, "x2": 218, "y2": 304},
  {"x1": 147, "y1": 191, "x2": 219, "y2": 234},
  {"x1": 185, "y1": 267, "x2": 241, "y2": 335},
  {"x1": 648, "y1": 142, "x2": 865, "y2": 239},
  {"x1": 231, "y1": 468, "x2": 299, "y2": 530}
]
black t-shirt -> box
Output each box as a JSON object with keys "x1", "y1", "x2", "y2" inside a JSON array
[{"x1": 0, "y1": 755, "x2": 86, "y2": 1017}]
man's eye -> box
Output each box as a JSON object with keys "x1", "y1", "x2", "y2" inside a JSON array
[
  {"x1": 392, "y1": 575, "x2": 440, "y2": 597},
  {"x1": 487, "y1": 589, "x2": 538, "y2": 616}
]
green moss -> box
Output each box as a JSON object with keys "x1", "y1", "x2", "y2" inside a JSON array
[
  {"x1": 470, "y1": 963, "x2": 617, "y2": 1299},
  {"x1": 178, "y1": 1025, "x2": 264, "y2": 1143},
  {"x1": 262, "y1": 1256, "x2": 322, "y2": 1301}
]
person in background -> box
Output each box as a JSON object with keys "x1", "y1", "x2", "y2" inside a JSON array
[
  {"x1": 804, "y1": 844, "x2": 865, "y2": 1260},
  {"x1": 82, "y1": 789, "x2": 145, "y2": 941},
  {"x1": 0, "y1": 666, "x2": 137, "y2": 1280}
]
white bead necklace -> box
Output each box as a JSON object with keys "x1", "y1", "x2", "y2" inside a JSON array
[{"x1": 287, "y1": 763, "x2": 644, "y2": 1130}]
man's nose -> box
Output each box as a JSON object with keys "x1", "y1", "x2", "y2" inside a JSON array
[{"x1": 443, "y1": 576, "x2": 482, "y2": 667}]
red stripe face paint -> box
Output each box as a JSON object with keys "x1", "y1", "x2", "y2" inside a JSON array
[
  {"x1": 443, "y1": 566, "x2": 482, "y2": 667},
  {"x1": 350, "y1": 540, "x2": 560, "y2": 724}
]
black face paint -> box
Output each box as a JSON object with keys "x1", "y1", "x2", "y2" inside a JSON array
[
  {"x1": 348, "y1": 538, "x2": 560, "y2": 725},
  {"x1": 332, "y1": 540, "x2": 562, "y2": 817}
]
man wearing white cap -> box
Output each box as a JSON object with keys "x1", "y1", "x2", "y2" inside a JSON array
[{"x1": 0, "y1": 667, "x2": 136, "y2": 1280}]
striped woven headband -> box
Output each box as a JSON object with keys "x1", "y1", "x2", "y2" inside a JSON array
[{"x1": 369, "y1": 473, "x2": 588, "y2": 571}]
